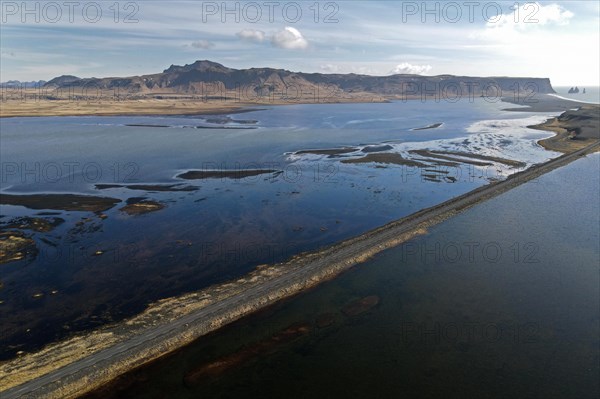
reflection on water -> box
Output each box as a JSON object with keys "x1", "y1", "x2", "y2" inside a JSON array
[
  {"x1": 88, "y1": 153, "x2": 599, "y2": 399},
  {"x1": 0, "y1": 100, "x2": 561, "y2": 358}
]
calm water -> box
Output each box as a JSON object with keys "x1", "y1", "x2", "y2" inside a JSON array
[
  {"x1": 0, "y1": 99, "x2": 560, "y2": 358},
  {"x1": 90, "y1": 153, "x2": 599, "y2": 399}
]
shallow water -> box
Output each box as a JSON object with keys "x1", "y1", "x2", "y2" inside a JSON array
[
  {"x1": 91, "y1": 153, "x2": 599, "y2": 399},
  {"x1": 0, "y1": 99, "x2": 561, "y2": 358}
]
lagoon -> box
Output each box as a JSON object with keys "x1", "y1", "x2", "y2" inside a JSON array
[{"x1": 0, "y1": 99, "x2": 562, "y2": 359}]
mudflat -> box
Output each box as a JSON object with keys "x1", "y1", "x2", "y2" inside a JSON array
[
  {"x1": 0, "y1": 193, "x2": 121, "y2": 212},
  {"x1": 0, "y1": 96, "x2": 385, "y2": 118},
  {"x1": 177, "y1": 169, "x2": 281, "y2": 180},
  {"x1": 2, "y1": 97, "x2": 598, "y2": 399},
  {"x1": 341, "y1": 153, "x2": 426, "y2": 167},
  {"x1": 2, "y1": 138, "x2": 597, "y2": 399}
]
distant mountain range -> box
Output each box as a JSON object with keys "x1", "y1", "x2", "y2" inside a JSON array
[
  {"x1": 0, "y1": 80, "x2": 46, "y2": 88},
  {"x1": 4, "y1": 61, "x2": 556, "y2": 100}
]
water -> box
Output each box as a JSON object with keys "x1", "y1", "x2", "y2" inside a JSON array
[
  {"x1": 553, "y1": 86, "x2": 600, "y2": 104},
  {"x1": 89, "y1": 153, "x2": 599, "y2": 399},
  {"x1": 0, "y1": 99, "x2": 561, "y2": 358}
]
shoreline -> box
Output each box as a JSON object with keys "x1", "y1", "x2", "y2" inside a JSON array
[
  {"x1": 499, "y1": 95, "x2": 599, "y2": 153},
  {"x1": 2, "y1": 128, "x2": 598, "y2": 399},
  {"x1": 531, "y1": 105, "x2": 600, "y2": 153},
  {"x1": 500, "y1": 94, "x2": 594, "y2": 112},
  {"x1": 1, "y1": 92, "x2": 589, "y2": 119},
  {"x1": 0, "y1": 102, "x2": 258, "y2": 119},
  {"x1": 0, "y1": 96, "x2": 387, "y2": 118}
]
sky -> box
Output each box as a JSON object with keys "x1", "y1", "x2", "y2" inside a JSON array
[{"x1": 1, "y1": 1, "x2": 598, "y2": 86}]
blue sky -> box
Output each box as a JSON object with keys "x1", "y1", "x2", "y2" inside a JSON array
[{"x1": 1, "y1": 1, "x2": 598, "y2": 85}]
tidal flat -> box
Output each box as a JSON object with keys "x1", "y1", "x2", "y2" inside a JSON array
[
  {"x1": 1, "y1": 98, "x2": 597, "y2": 397},
  {"x1": 0, "y1": 99, "x2": 570, "y2": 359},
  {"x1": 84, "y1": 152, "x2": 600, "y2": 399}
]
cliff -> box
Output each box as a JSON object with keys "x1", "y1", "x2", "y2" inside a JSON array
[{"x1": 41, "y1": 60, "x2": 555, "y2": 100}]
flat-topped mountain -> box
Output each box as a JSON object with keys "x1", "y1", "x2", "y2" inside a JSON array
[
  {"x1": 162, "y1": 60, "x2": 233, "y2": 74},
  {"x1": 45, "y1": 75, "x2": 81, "y2": 86},
  {"x1": 41, "y1": 60, "x2": 555, "y2": 99}
]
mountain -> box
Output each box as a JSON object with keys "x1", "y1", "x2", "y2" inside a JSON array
[
  {"x1": 0, "y1": 80, "x2": 46, "y2": 88},
  {"x1": 45, "y1": 75, "x2": 81, "y2": 86},
  {"x1": 162, "y1": 60, "x2": 233, "y2": 74},
  {"x1": 41, "y1": 60, "x2": 556, "y2": 100}
]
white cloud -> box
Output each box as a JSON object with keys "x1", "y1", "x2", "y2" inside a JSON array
[
  {"x1": 190, "y1": 40, "x2": 214, "y2": 49},
  {"x1": 390, "y1": 63, "x2": 432, "y2": 75},
  {"x1": 470, "y1": 3, "x2": 577, "y2": 47},
  {"x1": 318, "y1": 63, "x2": 379, "y2": 75},
  {"x1": 463, "y1": 2, "x2": 597, "y2": 86},
  {"x1": 487, "y1": 2, "x2": 574, "y2": 30},
  {"x1": 2, "y1": 2, "x2": 596, "y2": 85},
  {"x1": 320, "y1": 64, "x2": 341, "y2": 73},
  {"x1": 236, "y1": 29, "x2": 266, "y2": 43},
  {"x1": 271, "y1": 27, "x2": 308, "y2": 50}
]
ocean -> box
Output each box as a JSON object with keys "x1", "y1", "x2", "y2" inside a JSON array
[{"x1": 553, "y1": 86, "x2": 600, "y2": 104}]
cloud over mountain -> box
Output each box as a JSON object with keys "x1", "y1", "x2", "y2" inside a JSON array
[
  {"x1": 190, "y1": 40, "x2": 214, "y2": 49},
  {"x1": 390, "y1": 63, "x2": 432, "y2": 75},
  {"x1": 488, "y1": 2, "x2": 574, "y2": 30},
  {"x1": 271, "y1": 27, "x2": 308, "y2": 50},
  {"x1": 236, "y1": 29, "x2": 266, "y2": 43}
]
